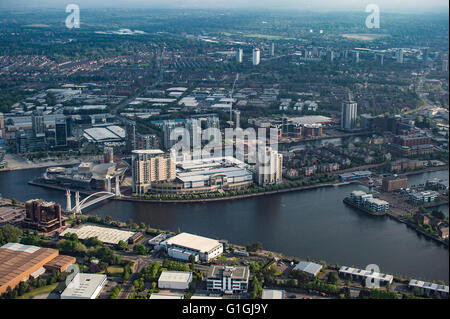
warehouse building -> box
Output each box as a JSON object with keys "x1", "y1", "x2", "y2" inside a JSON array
[
  {"x1": 162, "y1": 232, "x2": 223, "y2": 262},
  {"x1": 83, "y1": 126, "x2": 125, "y2": 144},
  {"x1": 149, "y1": 293, "x2": 184, "y2": 299},
  {"x1": 60, "y1": 224, "x2": 137, "y2": 245},
  {"x1": 61, "y1": 273, "x2": 107, "y2": 299},
  {"x1": 262, "y1": 289, "x2": 285, "y2": 299},
  {"x1": 293, "y1": 261, "x2": 323, "y2": 277},
  {"x1": 206, "y1": 265, "x2": 249, "y2": 294},
  {"x1": 158, "y1": 271, "x2": 193, "y2": 290},
  {"x1": 0, "y1": 243, "x2": 74, "y2": 295},
  {"x1": 191, "y1": 295, "x2": 223, "y2": 299}
]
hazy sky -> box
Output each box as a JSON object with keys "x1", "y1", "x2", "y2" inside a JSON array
[{"x1": 1, "y1": 0, "x2": 449, "y2": 13}]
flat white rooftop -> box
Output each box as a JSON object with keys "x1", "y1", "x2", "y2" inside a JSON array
[
  {"x1": 132, "y1": 149, "x2": 165, "y2": 155},
  {"x1": 159, "y1": 271, "x2": 192, "y2": 284},
  {"x1": 149, "y1": 293, "x2": 184, "y2": 299},
  {"x1": 61, "y1": 273, "x2": 107, "y2": 299},
  {"x1": 60, "y1": 224, "x2": 136, "y2": 245},
  {"x1": 165, "y1": 232, "x2": 221, "y2": 254},
  {"x1": 1, "y1": 243, "x2": 40, "y2": 254},
  {"x1": 262, "y1": 289, "x2": 285, "y2": 299},
  {"x1": 191, "y1": 295, "x2": 223, "y2": 299}
]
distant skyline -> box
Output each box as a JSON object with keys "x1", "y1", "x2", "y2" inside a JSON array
[{"x1": 1, "y1": 0, "x2": 449, "y2": 13}]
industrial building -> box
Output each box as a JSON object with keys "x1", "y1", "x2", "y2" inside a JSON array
[
  {"x1": 338, "y1": 266, "x2": 393, "y2": 285},
  {"x1": 206, "y1": 265, "x2": 249, "y2": 294},
  {"x1": 293, "y1": 261, "x2": 323, "y2": 277},
  {"x1": 0, "y1": 243, "x2": 75, "y2": 295},
  {"x1": 60, "y1": 224, "x2": 137, "y2": 245},
  {"x1": 83, "y1": 125, "x2": 125, "y2": 144},
  {"x1": 162, "y1": 232, "x2": 223, "y2": 262},
  {"x1": 149, "y1": 293, "x2": 184, "y2": 299},
  {"x1": 262, "y1": 289, "x2": 285, "y2": 299},
  {"x1": 191, "y1": 295, "x2": 223, "y2": 299},
  {"x1": 158, "y1": 271, "x2": 193, "y2": 290},
  {"x1": 61, "y1": 273, "x2": 107, "y2": 299},
  {"x1": 0, "y1": 206, "x2": 25, "y2": 226}
]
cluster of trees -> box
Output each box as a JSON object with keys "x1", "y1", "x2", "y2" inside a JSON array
[
  {"x1": 246, "y1": 242, "x2": 263, "y2": 252},
  {"x1": 0, "y1": 225, "x2": 22, "y2": 246},
  {"x1": 0, "y1": 270, "x2": 66, "y2": 299},
  {"x1": 133, "y1": 178, "x2": 339, "y2": 201},
  {"x1": 110, "y1": 286, "x2": 121, "y2": 299},
  {"x1": 250, "y1": 276, "x2": 263, "y2": 299},
  {"x1": 56, "y1": 233, "x2": 122, "y2": 265}
]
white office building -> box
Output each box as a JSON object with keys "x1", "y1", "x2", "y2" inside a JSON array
[{"x1": 206, "y1": 265, "x2": 249, "y2": 294}]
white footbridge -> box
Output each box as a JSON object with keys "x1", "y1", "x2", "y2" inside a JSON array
[{"x1": 66, "y1": 175, "x2": 121, "y2": 214}]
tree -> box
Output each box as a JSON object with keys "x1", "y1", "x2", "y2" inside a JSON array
[
  {"x1": 246, "y1": 242, "x2": 263, "y2": 252},
  {"x1": 117, "y1": 240, "x2": 128, "y2": 251},
  {"x1": 84, "y1": 237, "x2": 103, "y2": 248},
  {"x1": 0, "y1": 225, "x2": 23, "y2": 246},
  {"x1": 327, "y1": 272, "x2": 339, "y2": 284},
  {"x1": 251, "y1": 276, "x2": 263, "y2": 299},
  {"x1": 133, "y1": 244, "x2": 148, "y2": 255}
]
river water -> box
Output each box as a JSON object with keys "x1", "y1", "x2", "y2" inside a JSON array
[{"x1": 0, "y1": 167, "x2": 448, "y2": 283}]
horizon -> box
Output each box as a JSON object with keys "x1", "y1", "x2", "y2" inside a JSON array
[{"x1": 1, "y1": 0, "x2": 449, "y2": 14}]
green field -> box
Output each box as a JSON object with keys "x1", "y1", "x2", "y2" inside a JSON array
[{"x1": 16, "y1": 283, "x2": 59, "y2": 299}]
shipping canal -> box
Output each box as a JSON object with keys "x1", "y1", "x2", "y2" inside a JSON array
[{"x1": 0, "y1": 167, "x2": 448, "y2": 283}]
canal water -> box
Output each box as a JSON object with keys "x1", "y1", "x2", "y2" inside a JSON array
[{"x1": 0, "y1": 167, "x2": 448, "y2": 283}]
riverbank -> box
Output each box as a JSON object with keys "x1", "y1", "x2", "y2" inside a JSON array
[
  {"x1": 401, "y1": 165, "x2": 449, "y2": 177},
  {"x1": 387, "y1": 213, "x2": 448, "y2": 248},
  {"x1": 70, "y1": 214, "x2": 443, "y2": 285}
]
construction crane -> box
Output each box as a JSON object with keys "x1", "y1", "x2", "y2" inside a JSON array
[{"x1": 229, "y1": 73, "x2": 239, "y2": 124}]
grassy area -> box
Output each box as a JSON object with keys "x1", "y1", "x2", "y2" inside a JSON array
[
  {"x1": 16, "y1": 283, "x2": 59, "y2": 299},
  {"x1": 104, "y1": 266, "x2": 124, "y2": 276}
]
